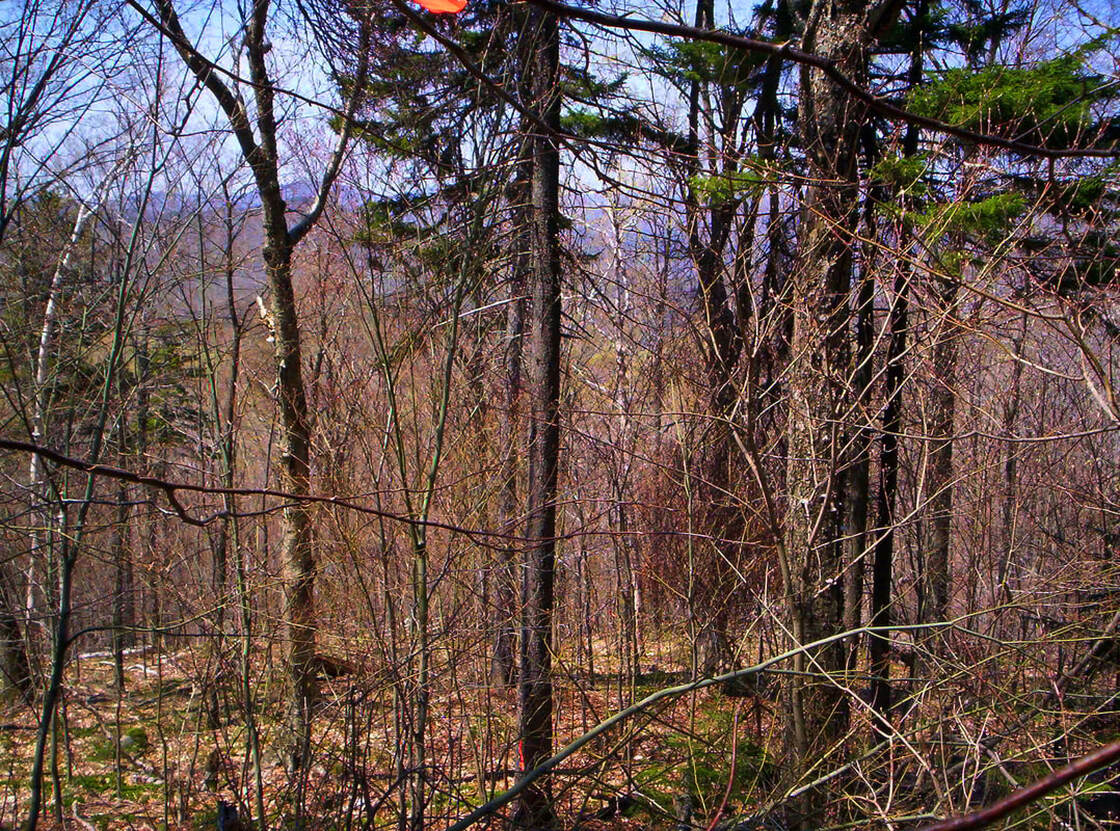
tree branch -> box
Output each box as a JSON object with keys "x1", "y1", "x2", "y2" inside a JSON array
[
  {"x1": 443, "y1": 622, "x2": 954, "y2": 831},
  {"x1": 523, "y1": 0, "x2": 1119, "y2": 160},
  {"x1": 134, "y1": 0, "x2": 261, "y2": 169},
  {"x1": 916, "y1": 739, "x2": 1120, "y2": 831},
  {"x1": 289, "y1": 6, "x2": 372, "y2": 245}
]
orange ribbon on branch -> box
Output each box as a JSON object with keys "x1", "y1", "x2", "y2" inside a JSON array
[{"x1": 414, "y1": 0, "x2": 465, "y2": 13}]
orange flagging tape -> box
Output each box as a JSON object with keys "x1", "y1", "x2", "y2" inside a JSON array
[{"x1": 415, "y1": 0, "x2": 466, "y2": 13}]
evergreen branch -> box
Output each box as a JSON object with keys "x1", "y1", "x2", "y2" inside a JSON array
[{"x1": 524, "y1": 0, "x2": 1119, "y2": 160}]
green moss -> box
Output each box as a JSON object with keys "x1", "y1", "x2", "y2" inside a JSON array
[
  {"x1": 633, "y1": 702, "x2": 774, "y2": 825},
  {"x1": 634, "y1": 761, "x2": 677, "y2": 814},
  {"x1": 122, "y1": 726, "x2": 149, "y2": 753},
  {"x1": 87, "y1": 741, "x2": 114, "y2": 762},
  {"x1": 90, "y1": 812, "x2": 143, "y2": 831},
  {"x1": 87, "y1": 726, "x2": 147, "y2": 762},
  {"x1": 64, "y1": 773, "x2": 158, "y2": 806}
]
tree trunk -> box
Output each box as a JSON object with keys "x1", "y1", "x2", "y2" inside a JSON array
[
  {"x1": 682, "y1": 0, "x2": 743, "y2": 675},
  {"x1": 27, "y1": 204, "x2": 93, "y2": 662},
  {"x1": 868, "y1": 19, "x2": 925, "y2": 734},
  {"x1": 513, "y1": 5, "x2": 561, "y2": 828},
  {"x1": 924, "y1": 274, "x2": 957, "y2": 626},
  {"x1": 246, "y1": 61, "x2": 317, "y2": 776},
  {"x1": 492, "y1": 159, "x2": 529, "y2": 688},
  {"x1": 152, "y1": 0, "x2": 369, "y2": 781},
  {"x1": 870, "y1": 259, "x2": 910, "y2": 735},
  {"x1": 0, "y1": 561, "x2": 31, "y2": 703},
  {"x1": 785, "y1": 0, "x2": 872, "y2": 820},
  {"x1": 111, "y1": 476, "x2": 133, "y2": 692},
  {"x1": 841, "y1": 259, "x2": 874, "y2": 728},
  {"x1": 266, "y1": 238, "x2": 317, "y2": 774}
]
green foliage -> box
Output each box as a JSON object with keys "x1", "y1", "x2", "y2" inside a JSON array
[
  {"x1": 563, "y1": 64, "x2": 628, "y2": 102},
  {"x1": 191, "y1": 806, "x2": 220, "y2": 831},
  {"x1": 561, "y1": 109, "x2": 643, "y2": 142},
  {"x1": 869, "y1": 152, "x2": 931, "y2": 199},
  {"x1": 908, "y1": 54, "x2": 1111, "y2": 147},
  {"x1": 689, "y1": 165, "x2": 764, "y2": 206},
  {"x1": 416, "y1": 234, "x2": 468, "y2": 273},
  {"x1": 944, "y1": 4, "x2": 1031, "y2": 63},
  {"x1": 88, "y1": 726, "x2": 149, "y2": 762},
  {"x1": 355, "y1": 200, "x2": 419, "y2": 245},
  {"x1": 917, "y1": 191, "x2": 1026, "y2": 242},
  {"x1": 1056, "y1": 177, "x2": 1107, "y2": 214},
  {"x1": 645, "y1": 38, "x2": 766, "y2": 90},
  {"x1": 122, "y1": 726, "x2": 149, "y2": 753},
  {"x1": 634, "y1": 702, "x2": 773, "y2": 824},
  {"x1": 1042, "y1": 164, "x2": 1120, "y2": 215},
  {"x1": 875, "y1": 2, "x2": 950, "y2": 55},
  {"x1": 1031, "y1": 231, "x2": 1120, "y2": 293},
  {"x1": 63, "y1": 773, "x2": 158, "y2": 806}
]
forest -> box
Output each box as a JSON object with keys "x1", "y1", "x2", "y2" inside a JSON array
[{"x1": 0, "y1": 0, "x2": 1117, "y2": 828}]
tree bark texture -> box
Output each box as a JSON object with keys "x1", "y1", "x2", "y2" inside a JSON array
[
  {"x1": 870, "y1": 258, "x2": 910, "y2": 734},
  {"x1": 264, "y1": 231, "x2": 316, "y2": 774},
  {"x1": 784, "y1": 0, "x2": 872, "y2": 811},
  {"x1": 150, "y1": 0, "x2": 358, "y2": 774},
  {"x1": 514, "y1": 5, "x2": 562, "y2": 829},
  {"x1": 0, "y1": 560, "x2": 30, "y2": 702}
]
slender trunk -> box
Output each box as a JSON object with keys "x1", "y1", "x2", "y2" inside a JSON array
[
  {"x1": 600, "y1": 196, "x2": 641, "y2": 691},
  {"x1": 151, "y1": 0, "x2": 370, "y2": 780},
  {"x1": 842, "y1": 259, "x2": 874, "y2": 717},
  {"x1": 492, "y1": 159, "x2": 529, "y2": 687},
  {"x1": 28, "y1": 200, "x2": 141, "y2": 831},
  {"x1": 135, "y1": 328, "x2": 155, "y2": 654},
  {"x1": 996, "y1": 312, "x2": 1028, "y2": 604},
  {"x1": 111, "y1": 475, "x2": 132, "y2": 691},
  {"x1": 684, "y1": 0, "x2": 738, "y2": 414},
  {"x1": 249, "y1": 12, "x2": 317, "y2": 775},
  {"x1": 683, "y1": 0, "x2": 742, "y2": 673},
  {"x1": 250, "y1": 117, "x2": 316, "y2": 778},
  {"x1": 513, "y1": 6, "x2": 561, "y2": 828},
  {"x1": 267, "y1": 240, "x2": 316, "y2": 775},
  {"x1": 0, "y1": 561, "x2": 31, "y2": 703},
  {"x1": 870, "y1": 258, "x2": 910, "y2": 735},
  {"x1": 869, "y1": 21, "x2": 925, "y2": 733},
  {"x1": 111, "y1": 378, "x2": 135, "y2": 688},
  {"x1": 27, "y1": 205, "x2": 92, "y2": 660},
  {"x1": 925, "y1": 274, "x2": 957, "y2": 625}
]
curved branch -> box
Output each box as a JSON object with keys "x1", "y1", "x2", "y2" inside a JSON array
[{"x1": 0, "y1": 436, "x2": 505, "y2": 543}]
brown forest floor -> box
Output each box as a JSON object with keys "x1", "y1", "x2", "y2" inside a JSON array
[
  {"x1": 0, "y1": 642, "x2": 785, "y2": 831},
  {"x1": 2, "y1": 639, "x2": 1116, "y2": 831}
]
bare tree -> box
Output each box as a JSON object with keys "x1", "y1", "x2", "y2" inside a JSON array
[{"x1": 135, "y1": 0, "x2": 372, "y2": 776}]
